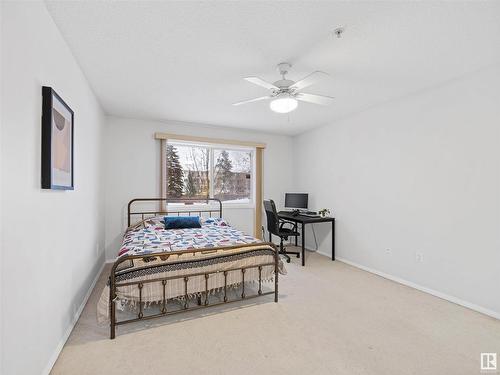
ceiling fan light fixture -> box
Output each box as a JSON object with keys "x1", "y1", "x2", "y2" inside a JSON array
[
  {"x1": 269, "y1": 94, "x2": 298, "y2": 114},
  {"x1": 237, "y1": 64, "x2": 333, "y2": 112}
]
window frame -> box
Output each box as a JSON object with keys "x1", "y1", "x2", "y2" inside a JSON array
[{"x1": 163, "y1": 139, "x2": 256, "y2": 210}]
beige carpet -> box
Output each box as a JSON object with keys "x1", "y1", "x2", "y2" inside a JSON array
[{"x1": 51, "y1": 249, "x2": 500, "y2": 375}]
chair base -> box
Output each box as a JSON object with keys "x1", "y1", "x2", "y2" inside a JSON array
[{"x1": 279, "y1": 248, "x2": 300, "y2": 263}]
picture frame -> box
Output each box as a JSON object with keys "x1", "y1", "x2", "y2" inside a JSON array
[{"x1": 41, "y1": 86, "x2": 74, "y2": 190}]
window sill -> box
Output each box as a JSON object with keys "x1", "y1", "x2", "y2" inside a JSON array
[
  {"x1": 165, "y1": 202, "x2": 255, "y2": 211},
  {"x1": 222, "y1": 203, "x2": 255, "y2": 210}
]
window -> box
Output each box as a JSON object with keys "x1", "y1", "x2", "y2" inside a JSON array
[
  {"x1": 164, "y1": 141, "x2": 254, "y2": 206},
  {"x1": 166, "y1": 143, "x2": 209, "y2": 199}
]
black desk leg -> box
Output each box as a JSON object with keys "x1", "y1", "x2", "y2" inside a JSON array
[
  {"x1": 332, "y1": 219, "x2": 335, "y2": 261},
  {"x1": 295, "y1": 225, "x2": 298, "y2": 246},
  {"x1": 301, "y1": 223, "x2": 305, "y2": 266}
]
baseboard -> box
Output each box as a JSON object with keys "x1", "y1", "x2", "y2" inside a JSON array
[
  {"x1": 326, "y1": 254, "x2": 500, "y2": 321},
  {"x1": 42, "y1": 259, "x2": 106, "y2": 375}
]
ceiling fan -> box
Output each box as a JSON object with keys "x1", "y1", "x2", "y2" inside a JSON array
[{"x1": 233, "y1": 62, "x2": 334, "y2": 114}]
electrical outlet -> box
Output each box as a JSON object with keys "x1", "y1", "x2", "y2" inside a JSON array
[
  {"x1": 385, "y1": 248, "x2": 392, "y2": 254},
  {"x1": 415, "y1": 252, "x2": 424, "y2": 262}
]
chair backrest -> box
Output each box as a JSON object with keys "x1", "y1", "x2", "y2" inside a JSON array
[{"x1": 263, "y1": 199, "x2": 280, "y2": 235}]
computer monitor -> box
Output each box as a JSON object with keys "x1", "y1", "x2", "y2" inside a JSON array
[{"x1": 284, "y1": 193, "x2": 308, "y2": 210}]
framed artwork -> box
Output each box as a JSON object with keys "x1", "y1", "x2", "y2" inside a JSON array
[{"x1": 41, "y1": 86, "x2": 74, "y2": 190}]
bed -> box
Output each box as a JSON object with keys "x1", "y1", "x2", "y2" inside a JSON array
[{"x1": 98, "y1": 198, "x2": 284, "y2": 339}]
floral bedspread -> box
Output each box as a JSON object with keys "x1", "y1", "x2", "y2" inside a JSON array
[{"x1": 118, "y1": 217, "x2": 259, "y2": 257}]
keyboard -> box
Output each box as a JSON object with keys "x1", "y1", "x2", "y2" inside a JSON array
[
  {"x1": 278, "y1": 210, "x2": 319, "y2": 217},
  {"x1": 301, "y1": 213, "x2": 320, "y2": 218}
]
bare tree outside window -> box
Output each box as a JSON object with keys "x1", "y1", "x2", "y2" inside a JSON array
[
  {"x1": 214, "y1": 150, "x2": 233, "y2": 194},
  {"x1": 185, "y1": 172, "x2": 197, "y2": 197},
  {"x1": 214, "y1": 149, "x2": 251, "y2": 203},
  {"x1": 186, "y1": 146, "x2": 209, "y2": 198}
]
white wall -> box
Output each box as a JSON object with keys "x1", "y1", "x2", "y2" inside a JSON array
[
  {"x1": 104, "y1": 116, "x2": 293, "y2": 260},
  {"x1": 0, "y1": 2, "x2": 3, "y2": 371},
  {"x1": 1, "y1": 2, "x2": 105, "y2": 374},
  {"x1": 293, "y1": 65, "x2": 500, "y2": 317}
]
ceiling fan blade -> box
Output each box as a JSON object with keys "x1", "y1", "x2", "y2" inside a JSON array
[
  {"x1": 296, "y1": 93, "x2": 335, "y2": 106},
  {"x1": 290, "y1": 71, "x2": 329, "y2": 91},
  {"x1": 232, "y1": 96, "x2": 271, "y2": 106},
  {"x1": 244, "y1": 77, "x2": 279, "y2": 90}
]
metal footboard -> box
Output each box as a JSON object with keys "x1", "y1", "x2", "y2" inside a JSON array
[{"x1": 109, "y1": 243, "x2": 279, "y2": 339}]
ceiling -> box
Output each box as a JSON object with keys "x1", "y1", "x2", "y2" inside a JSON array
[{"x1": 45, "y1": 1, "x2": 500, "y2": 135}]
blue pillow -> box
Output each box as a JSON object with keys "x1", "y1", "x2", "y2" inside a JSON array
[{"x1": 164, "y1": 216, "x2": 201, "y2": 229}]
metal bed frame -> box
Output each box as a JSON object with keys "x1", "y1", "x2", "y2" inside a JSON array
[{"x1": 109, "y1": 198, "x2": 279, "y2": 339}]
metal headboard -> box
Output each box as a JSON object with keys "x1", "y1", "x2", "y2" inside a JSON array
[{"x1": 127, "y1": 198, "x2": 223, "y2": 227}]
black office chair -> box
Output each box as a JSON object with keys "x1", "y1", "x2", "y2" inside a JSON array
[{"x1": 263, "y1": 199, "x2": 300, "y2": 263}]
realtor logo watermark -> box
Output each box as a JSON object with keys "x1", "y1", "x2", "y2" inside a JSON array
[{"x1": 482, "y1": 353, "x2": 497, "y2": 373}]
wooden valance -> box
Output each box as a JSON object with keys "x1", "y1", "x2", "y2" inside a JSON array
[{"x1": 154, "y1": 132, "x2": 266, "y2": 149}]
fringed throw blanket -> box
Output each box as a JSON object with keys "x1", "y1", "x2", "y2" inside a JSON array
[{"x1": 97, "y1": 217, "x2": 285, "y2": 324}]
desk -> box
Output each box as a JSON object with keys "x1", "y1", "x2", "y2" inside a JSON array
[{"x1": 277, "y1": 212, "x2": 335, "y2": 266}]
